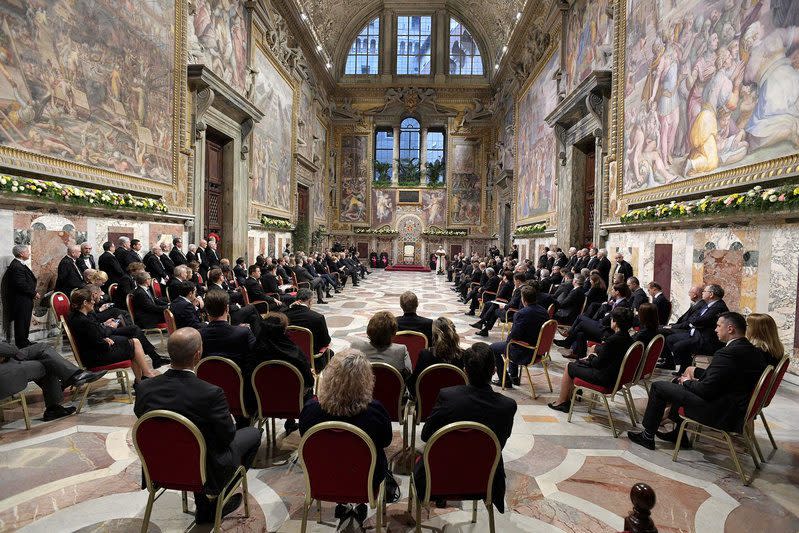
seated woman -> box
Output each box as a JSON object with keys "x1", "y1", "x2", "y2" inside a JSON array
[
  {"x1": 548, "y1": 307, "x2": 635, "y2": 412},
  {"x1": 66, "y1": 289, "x2": 157, "y2": 383},
  {"x1": 299, "y1": 350, "x2": 399, "y2": 525},
  {"x1": 408, "y1": 317, "x2": 464, "y2": 396},
  {"x1": 585, "y1": 273, "x2": 608, "y2": 308},
  {"x1": 248, "y1": 312, "x2": 314, "y2": 430},
  {"x1": 633, "y1": 302, "x2": 660, "y2": 348},
  {"x1": 350, "y1": 311, "x2": 411, "y2": 375}
]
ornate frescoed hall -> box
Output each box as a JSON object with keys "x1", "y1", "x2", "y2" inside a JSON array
[{"x1": 0, "y1": 0, "x2": 797, "y2": 531}]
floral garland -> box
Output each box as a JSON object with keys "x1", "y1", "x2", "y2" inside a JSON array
[
  {"x1": 261, "y1": 215, "x2": 295, "y2": 231},
  {"x1": 0, "y1": 175, "x2": 168, "y2": 212},
  {"x1": 423, "y1": 228, "x2": 467, "y2": 236},
  {"x1": 354, "y1": 227, "x2": 399, "y2": 235},
  {"x1": 513, "y1": 223, "x2": 548, "y2": 237},
  {"x1": 621, "y1": 184, "x2": 799, "y2": 224}
]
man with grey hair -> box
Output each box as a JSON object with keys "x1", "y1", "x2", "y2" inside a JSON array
[
  {"x1": 76, "y1": 242, "x2": 96, "y2": 273},
  {"x1": 55, "y1": 245, "x2": 85, "y2": 295},
  {"x1": 465, "y1": 266, "x2": 499, "y2": 316},
  {"x1": 186, "y1": 243, "x2": 198, "y2": 264},
  {"x1": 196, "y1": 239, "x2": 210, "y2": 281},
  {"x1": 115, "y1": 236, "x2": 138, "y2": 271},
  {"x1": 596, "y1": 248, "x2": 612, "y2": 287},
  {"x1": 2, "y1": 245, "x2": 38, "y2": 347}
]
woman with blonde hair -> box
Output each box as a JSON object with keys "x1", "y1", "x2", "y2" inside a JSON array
[
  {"x1": 746, "y1": 313, "x2": 785, "y2": 364},
  {"x1": 408, "y1": 317, "x2": 463, "y2": 395},
  {"x1": 350, "y1": 311, "x2": 411, "y2": 374},
  {"x1": 299, "y1": 349, "x2": 398, "y2": 523}
]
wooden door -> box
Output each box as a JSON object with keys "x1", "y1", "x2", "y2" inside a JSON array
[
  {"x1": 450, "y1": 244, "x2": 462, "y2": 257},
  {"x1": 204, "y1": 139, "x2": 224, "y2": 239},
  {"x1": 297, "y1": 185, "x2": 309, "y2": 221},
  {"x1": 654, "y1": 244, "x2": 673, "y2": 299},
  {"x1": 584, "y1": 151, "x2": 595, "y2": 248}
]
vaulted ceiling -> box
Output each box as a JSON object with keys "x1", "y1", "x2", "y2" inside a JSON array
[{"x1": 295, "y1": 0, "x2": 527, "y2": 68}]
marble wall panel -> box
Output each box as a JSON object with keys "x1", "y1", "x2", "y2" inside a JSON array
[{"x1": 148, "y1": 223, "x2": 183, "y2": 250}]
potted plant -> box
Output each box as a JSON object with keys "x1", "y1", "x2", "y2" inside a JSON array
[
  {"x1": 373, "y1": 160, "x2": 392, "y2": 186},
  {"x1": 425, "y1": 159, "x2": 445, "y2": 188},
  {"x1": 396, "y1": 157, "x2": 421, "y2": 187}
]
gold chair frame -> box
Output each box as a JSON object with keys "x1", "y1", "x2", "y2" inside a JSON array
[
  {"x1": 408, "y1": 421, "x2": 501, "y2": 533},
  {"x1": 625, "y1": 334, "x2": 665, "y2": 425},
  {"x1": 500, "y1": 319, "x2": 557, "y2": 399},
  {"x1": 297, "y1": 421, "x2": 385, "y2": 533},
  {"x1": 410, "y1": 364, "x2": 468, "y2": 454},
  {"x1": 195, "y1": 356, "x2": 249, "y2": 419},
  {"x1": 133, "y1": 409, "x2": 250, "y2": 532},
  {"x1": 163, "y1": 309, "x2": 177, "y2": 335},
  {"x1": 0, "y1": 392, "x2": 31, "y2": 430},
  {"x1": 757, "y1": 355, "x2": 790, "y2": 454},
  {"x1": 49, "y1": 291, "x2": 70, "y2": 351},
  {"x1": 370, "y1": 362, "x2": 410, "y2": 451},
  {"x1": 251, "y1": 360, "x2": 305, "y2": 454},
  {"x1": 287, "y1": 325, "x2": 330, "y2": 389}
]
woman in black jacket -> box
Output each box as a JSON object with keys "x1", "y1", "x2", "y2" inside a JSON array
[
  {"x1": 633, "y1": 302, "x2": 659, "y2": 348},
  {"x1": 66, "y1": 289, "x2": 157, "y2": 382},
  {"x1": 548, "y1": 307, "x2": 635, "y2": 412},
  {"x1": 407, "y1": 317, "x2": 464, "y2": 396}
]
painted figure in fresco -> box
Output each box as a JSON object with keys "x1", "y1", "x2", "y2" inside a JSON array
[
  {"x1": 423, "y1": 192, "x2": 444, "y2": 225},
  {"x1": 375, "y1": 191, "x2": 393, "y2": 223}
]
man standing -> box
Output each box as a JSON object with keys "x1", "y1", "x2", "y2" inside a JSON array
[
  {"x1": 76, "y1": 242, "x2": 96, "y2": 273},
  {"x1": 613, "y1": 252, "x2": 634, "y2": 282},
  {"x1": 196, "y1": 239, "x2": 210, "y2": 281},
  {"x1": 134, "y1": 328, "x2": 262, "y2": 524},
  {"x1": 98, "y1": 241, "x2": 124, "y2": 289},
  {"x1": 143, "y1": 246, "x2": 168, "y2": 286},
  {"x1": 648, "y1": 281, "x2": 671, "y2": 325},
  {"x1": 115, "y1": 237, "x2": 138, "y2": 271},
  {"x1": 628, "y1": 312, "x2": 768, "y2": 450},
  {"x1": 159, "y1": 242, "x2": 176, "y2": 277},
  {"x1": 130, "y1": 239, "x2": 144, "y2": 261},
  {"x1": 206, "y1": 239, "x2": 221, "y2": 271},
  {"x1": 3, "y1": 245, "x2": 38, "y2": 347},
  {"x1": 596, "y1": 249, "x2": 612, "y2": 287},
  {"x1": 55, "y1": 245, "x2": 86, "y2": 295},
  {"x1": 169, "y1": 238, "x2": 187, "y2": 267}
]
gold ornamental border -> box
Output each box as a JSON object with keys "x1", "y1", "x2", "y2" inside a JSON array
[
  {"x1": 607, "y1": 0, "x2": 799, "y2": 212},
  {"x1": 0, "y1": 0, "x2": 186, "y2": 200},
  {"x1": 447, "y1": 134, "x2": 487, "y2": 229},
  {"x1": 335, "y1": 124, "x2": 372, "y2": 227},
  {"x1": 514, "y1": 42, "x2": 560, "y2": 228}
]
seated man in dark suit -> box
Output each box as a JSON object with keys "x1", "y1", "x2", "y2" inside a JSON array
[
  {"x1": 199, "y1": 290, "x2": 256, "y2": 365},
  {"x1": 0, "y1": 341, "x2": 105, "y2": 421},
  {"x1": 472, "y1": 273, "x2": 525, "y2": 336},
  {"x1": 55, "y1": 245, "x2": 86, "y2": 295},
  {"x1": 131, "y1": 272, "x2": 169, "y2": 329},
  {"x1": 464, "y1": 267, "x2": 500, "y2": 315},
  {"x1": 628, "y1": 312, "x2": 769, "y2": 450},
  {"x1": 415, "y1": 342, "x2": 516, "y2": 513},
  {"x1": 233, "y1": 258, "x2": 247, "y2": 286},
  {"x1": 553, "y1": 275, "x2": 586, "y2": 326},
  {"x1": 490, "y1": 285, "x2": 548, "y2": 387},
  {"x1": 396, "y1": 291, "x2": 433, "y2": 345},
  {"x1": 170, "y1": 281, "x2": 204, "y2": 330},
  {"x1": 551, "y1": 272, "x2": 575, "y2": 303},
  {"x1": 284, "y1": 289, "x2": 333, "y2": 372},
  {"x1": 648, "y1": 281, "x2": 672, "y2": 325},
  {"x1": 627, "y1": 276, "x2": 650, "y2": 312},
  {"x1": 134, "y1": 328, "x2": 262, "y2": 523},
  {"x1": 243, "y1": 265, "x2": 282, "y2": 311},
  {"x1": 658, "y1": 284, "x2": 729, "y2": 374}
]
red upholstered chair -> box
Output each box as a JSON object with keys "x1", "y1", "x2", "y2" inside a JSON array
[
  {"x1": 567, "y1": 341, "x2": 645, "y2": 437},
  {"x1": 500, "y1": 307, "x2": 518, "y2": 335},
  {"x1": 50, "y1": 291, "x2": 71, "y2": 350},
  {"x1": 61, "y1": 316, "x2": 132, "y2": 413},
  {"x1": 238, "y1": 286, "x2": 250, "y2": 306},
  {"x1": 133, "y1": 410, "x2": 249, "y2": 532},
  {"x1": 251, "y1": 360, "x2": 305, "y2": 452},
  {"x1": 371, "y1": 362, "x2": 408, "y2": 449},
  {"x1": 672, "y1": 365, "x2": 775, "y2": 485},
  {"x1": 108, "y1": 283, "x2": 118, "y2": 300},
  {"x1": 547, "y1": 304, "x2": 556, "y2": 319},
  {"x1": 163, "y1": 309, "x2": 177, "y2": 335},
  {"x1": 126, "y1": 293, "x2": 167, "y2": 345},
  {"x1": 501, "y1": 319, "x2": 558, "y2": 399},
  {"x1": 196, "y1": 273, "x2": 204, "y2": 286},
  {"x1": 287, "y1": 325, "x2": 330, "y2": 386},
  {"x1": 392, "y1": 331, "x2": 428, "y2": 370},
  {"x1": 758, "y1": 355, "x2": 790, "y2": 452},
  {"x1": 631, "y1": 334, "x2": 665, "y2": 395},
  {"x1": 196, "y1": 357, "x2": 248, "y2": 420},
  {"x1": 409, "y1": 422, "x2": 501, "y2": 533},
  {"x1": 411, "y1": 364, "x2": 467, "y2": 453},
  {"x1": 298, "y1": 421, "x2": 385, "y2": 533},
  {"x1": 151, "y1": 281, "x2": 163, "y2": 299}
]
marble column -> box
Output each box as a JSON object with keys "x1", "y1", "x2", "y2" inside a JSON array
[
  {"x1": 557, "y1": 146, "x2": 585, "y2": 247},
  {"x1": 392, "y1": 125, "x2": 401, "y2": 185},
  {"x1": 420, "y1": 128, "x2": 428, "y2": 185}
]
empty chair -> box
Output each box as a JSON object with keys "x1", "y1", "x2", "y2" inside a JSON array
[
  {"x1": 371, "y1": 362, "x2": 408, "y2": 449},
  {"x1": 50, "y1": 291, "x2": 70, "y2": 350},
  {"x1": 410, "y1": 364, "x2": 467, "y2": 452},
  {"x1": 251, "y1": 360, "x2": 305, "y2": 451},
  {"x1": 195, "y1": 357, "x2": 249, "y2": 420},
  {"x1": 758, "y1": 355, "x2": 790, "y2": 452}
]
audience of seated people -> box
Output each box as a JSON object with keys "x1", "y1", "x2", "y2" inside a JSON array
[
  {"x1": 407, "y1": 317, "x2": 464, "y2": 395},
  {"x1": 284, "y1": 288, "x2": 333, "y2": 372}
]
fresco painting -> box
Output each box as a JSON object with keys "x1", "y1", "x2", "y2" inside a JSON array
[
  {"x1": 371, "y1": 189, "x2": 396, "y2": 227},
  {"x1": 191, "y1": 0, "x2": 248, "y2": 94},
  {"x1": 339, "y1": 135, "x2": 368, "y2": 223},
  {"x1": 564, "y1": 0, "x2": 613, "y2": 95},
  {"x1": 421, "y1": 189, "x2": 446, "y2": 227},
  {"x1": 623, "y1": 0, "x2": 799, "y2": 193}
]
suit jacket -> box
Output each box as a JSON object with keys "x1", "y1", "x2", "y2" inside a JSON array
[
  {"x1": 134, "y1": 369, "x2": 238, "y2": 491},
  {"x1": 613, "y1": 260, "x2": 634, "y2": 281},
  {"x1": 652, "y1": 293, "x2": 672, "y2": 325},
  {"x1": 683, "y1": 338, "x2": 768, "y2": 431},
  {"x1": 200, "y1": 320, "x2": 256, "y2": 362},
  {"x1": 284, "y1": 304, "x2": 332, "y2": 353},
  {"x1": 504, "y1": 288, "x2": 522, "y2": 313},
  {"x1": 507, "y1": 304, "x2": 548, "y2": 360},
  {"x1": 630, "y1": 287, "x2": 649, "y2": 311},
  {"x1": 4, "y1": 259, "x2": 36, "y2": 306},
  {"x1": 350, "y1": 338, "x2": 410, "y2": 374},
  {"x1": 586, "y1": 256, "x2": 599, "y2": 271},
  {"x1": 482, "y1": 275, "x2": 500, "y2": 296},
  {"x1": 186, "y1": 251, "x2": 198, "y2": 264},
  {"x1": 686, "y1": 299, "x2": 729, "y2": 352},
  {"x1": 169, "y1": 247, "x2": 187, "y2": 267},
  {"x1": 418, "y1": 384, "x2": 516, "y2": 512},
  {"x1": 113, "y1": 274, "x2": 136, "y2": 308},
  {"x1": 597, "y1": 257, "x2": 612, "y2": 286},
  {"x1": 76, "y1": 254, "x2": 96, "y2": 273},
  {"x1": 585, "y1": 286, "x2": 607, "y2": 306},
  {"x1": 244, "y1": 277, "x2": 277, "y2": 308},
  {"x1": 260, "y1": 274, "x2": 282, "y2": 295},
  {"x1": 131, "y1": 286, "x2": 168, "y2": 329},
  {"x1": 66, "y1": 311, "x2": 116, "y2": 367},
  {"x1": 98, "y1": 251, "x2": 125, "y2": 286},
  {"x1": 552, "y1": 283, "x2": 572, "y2": 303},
  {"x1": 144, "y1": 253, "x2": 167, "y2": 281},
  {"x1": 55, "y1": 256, "x2": 85, "y2": 295},
  {"x1": 396, "y1": 312, "x2": 433, "y2": 345},
  {"x1": 582, "y1": 331, "x2": 635, "y2": 386},
  {"x1": 674, "y1": 299, "x2": 705, "y2": 327},
  {"x1": 115, "y1": 248, "x2": 139, "y2": 271},
  {"x1": 165, "y1": 277, "x2": 185, "y2": 301},
  {"x1": 575, "y1": 256, "x2": 590, "y2": 271},
  {"x1": 160, "y1": 253, "x2": 176, "y2": 277},
  {"x1": 293, "y1": 265, "x2": 314, "y2": 283},
  {"x1": 554, "y1": 287, "x2": 585, "y2": 325},
  {"x1": 233, "y1": 265, "x2": 247, "y2": 284},
  {"x1": 207, "y1": 248, "x2": 220, "y2": 269},
  {"x1": 170, "y1": 297, "x2": 202, "y2": 330}
]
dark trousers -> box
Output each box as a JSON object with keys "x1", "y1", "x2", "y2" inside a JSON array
[
  {"x1": 114, "y1": 325, "x2": 160, "y2": 357},
  {"x1": 641, "y1": 380, "x2": 708, "y2": 433},
  {"x1": 491, "y1": 341, "x2": 533, "y2": 379},
  {"x1": 195, "y1": 426, "x2": 262, "y2": 509},
  {"x1": 11, "y1": 344, "x2": 79, "y2": 406},
  {"x1": 664, "y1": 331, "x2": 700, "y2": 368},
  {"x1": 12, "y1": 298, "x2": 34, "y2": 348},
  {"x1": 565, "y1": 315, "x2": 605, "y2": 356}
]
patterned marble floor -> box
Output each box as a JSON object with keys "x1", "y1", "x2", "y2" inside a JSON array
[{"x1": 1, "y1": 270, "x2": 798, "y2": 532}]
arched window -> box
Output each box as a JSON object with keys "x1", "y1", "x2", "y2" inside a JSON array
[
  {"x1": 345, "y1": 18, "x2": 380, "y2": 75},
  {"x1": 374, "y1": 127, "x2": 394, "y2": 182},
  {"x1": 399, "y1": 118, "x2": 421, "y2": 184},
  {"x1": 397, "y1": 15, "x2": 432, "y2": 75},
  {"x1": 449, "y1": 18, "x2": 483, "y2": 75}
]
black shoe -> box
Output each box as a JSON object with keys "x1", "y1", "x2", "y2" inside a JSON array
[
  {"x1": 511, "y1": 376, "x2": 521, "y2": 386},
  {"x1": 284, "y1": 418, "x2": 299, "y2": 436},
  {"x1": 656, "y1": 361, "x2": 676, "y2": 370},
  {"x1": 150, "y1": 354, "x2": 169, "y2": 369},
  {"x1": 334, "y1": 503, "x2": 350, "y2": 519},
  {"x1": 334, "y1": 288, "x2": 342, "y2": 293},
  {"x1": 435, "y1": 498, "x2": 447, "y2": 508},
  {"x1": 42, "y1": 404, "x2": 77, "y2": 421},
  {"x1": 464, "y1": 310, "x2": 475, "y2": 316},
  {"x1": 553, "y1": 338, "x2": 571, "y2": 348},
  {"x1": 326, "y1": 292, "x2": 332, "y2": 298},
  {"x1": 64, "y1": 370, "x2": 108, "y2": 389},
  {"x1": 470, "y1": 321, "x2": 483, "y2": 329},
  {"x1": 196, "y1": 493, "x2": 243, "y2": 524},
  {"x1": 475, "y1": 329, "x2": 489, "y2": 337},
  {"x1": 656, "y1": 429, "x2": 692, "y2": 449},
  {"x1": 491, "y1": 377, "x2": 512, "y2": 388},
  {"x1": 547, "y1": 401, "x2": 570, "y2": 413},
  {"x1": 627, "y1": 431, "x2": 656, "y2": 450},
  {"x1": 317, "y1": 300, "x2": 328, "y2": 304}
]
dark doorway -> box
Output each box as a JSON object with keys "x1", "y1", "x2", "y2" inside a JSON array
[
  {"x1": 204, "y1": 137, "x2": 224, "y2": 239},
  {"x1": 298, "y1": 184, "x2": 309, "y2": 222},
  {"x1": 583, "y1": 150, "x2": 596, "y2": 247},
  {"x1": 296, "y1": 184, "x2": 310, "y2": 251},
  {"x1": 654, "y1": 244, "x2": 673, "y2": 299}
]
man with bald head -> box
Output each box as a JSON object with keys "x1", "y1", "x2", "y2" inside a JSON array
[
  {"x1": 134, "y1": 328, "x2": 262, "y2": 524},
  {"x1": 55, "y1": 244, "x2": 86, "y2": 295}
]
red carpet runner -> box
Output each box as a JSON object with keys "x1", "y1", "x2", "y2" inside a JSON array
[{"x1": 384, "y1": 264, "x2": 432, "y2": 272}]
